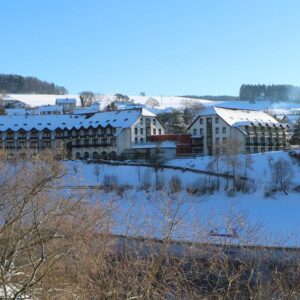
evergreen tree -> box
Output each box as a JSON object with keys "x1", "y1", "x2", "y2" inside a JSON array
[{"x1": 0, "y1": 74, "x2": 68, "y2": 94}]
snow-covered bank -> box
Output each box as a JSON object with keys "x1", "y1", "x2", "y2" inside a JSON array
[
  {"x1": 60, "y1": 152, "x2": 300, "y2": 247},
  {"x1": 167, "y1": 151, "x2": 300, "y2": 189}
]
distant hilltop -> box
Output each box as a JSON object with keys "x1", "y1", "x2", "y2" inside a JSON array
[{"x1": 0, "y1": 74, "x2": 68, "y2": 95}]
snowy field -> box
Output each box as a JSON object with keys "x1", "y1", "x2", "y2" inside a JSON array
[
  {"x1": 7, "y1": 93, "x2": 300, "y2": 115},
  {"x1": 61, "y1": 151, "x2": 300, "y2": 247}
]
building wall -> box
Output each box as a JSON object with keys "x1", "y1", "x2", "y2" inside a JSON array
[
  {"x1": 189, "y1": 114, "x2": 289, "y2": 155},
  {"x1": 131, "y1": 116, "x2": 165, "y2": 144},
  {"x1": 0, "y1": 114, "x2": 165, "y2": 160},
  {"x1": 189, "y1": 114, "x2": 234, "y2": 155}
]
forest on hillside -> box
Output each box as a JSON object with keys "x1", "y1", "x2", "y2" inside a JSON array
[
  {"x1": 239, "y1": 84, "x2": 300, "y2": 102},
  {"x1": 182, "y1": 84, "x2": 300, "y2": 102},
  {"x1": 0, "y1": 74, "x2": 68, "y2": 94}
]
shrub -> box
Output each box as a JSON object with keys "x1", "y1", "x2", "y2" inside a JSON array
[
  {"x1": 169, "y1": 175, "x2": 182, "y2": 193},
  {"x1": 140, "y1": 170, "x2": 152, "y2": 191},
  {"x1": 103, "y1": 175, "x2": 118, "y2": 192},
  {"x1": 116, "y1": 184, "x2": 132, "y2": 196},
  {"x1": 156, "y1": 173, "x2": 165, "y2": 191}
]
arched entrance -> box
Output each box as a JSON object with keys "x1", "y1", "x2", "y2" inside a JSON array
[
  {"x1": 92, "y1": 151, "x2": 99, "y2": 159},
  {"x1": 109, "y1": 151, "x2": 117, "y2": 160},
  {"x1": 101, "y1": 151, "x2": 108, "y2": 160}
]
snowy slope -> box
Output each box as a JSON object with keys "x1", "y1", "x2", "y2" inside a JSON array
[
  {"x1": 61, "y1": 152, "x2": 300, "y2": 247},
  {"x1": 6, "y1": 93, "x2": 300, "y2": 116},
  {"x1": 6, "y1": 94, "x2": 80, "y2": 107}
]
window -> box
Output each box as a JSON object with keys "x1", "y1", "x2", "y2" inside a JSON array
[
  {"x1": 140, "y1": 118, "x2": 143, "y2": 125},
  {"x1": 134, "y1": 128, "x2": 138, "y2": 134},
  {"x1": 153, "y1": 119, "x2": 156, "y2": 125},
  {"x1": 193, "y1": 129, "x2": 197, "y2": 135},
  {"x1": 215, "y1": 127, "x2": 219, "y2": 134},
  {"x1": 153, "y1": 128, "x2": 156, "y2": 135},
  {"x1": 140, "y1": 128, "x2": 143, "y2": 134},
  {"x1": 215, "y1": 117, "x2": 219, "y2": 124},
  {"x1": 216, "y1": 137, "x2": 219, "y2": 144},
  {"x1": 158, "y1": 129, "x2": 162, "y2": 135},
  {"x1": 200, "y1": 128, "x2": 203, "y2": 135},
  {"x1": 215, "y1": 148, "x2": 220, "y2": 155},
  {"x1": 135, "y1": 137, "x2": 138, "y2": 143},
  {"x1": 199, "y1": 118, "x2": 203, "y2": 125},
  {"x1": 223, "y1": 137, "x2": 227, "y2": 144},
  {"x1": 222, "y1": 127, "x2": 226, "y2": 134},
  {"x1": 140, "y1": 137, "x2": 144, "y2": 143}
]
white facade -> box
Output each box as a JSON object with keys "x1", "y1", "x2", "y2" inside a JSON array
[
  {"x1": 0, "y1": 108, "x2": 165, "y2": 160},
  {"x1": 55, "y1": 98, "x2": 76, "y2": 114},
  {"x1": 188, "y1": 107, "x2": 290, "y2": 155},
  {"x1": 38, "y1": 105, "x2": 63, "y2": 115}
]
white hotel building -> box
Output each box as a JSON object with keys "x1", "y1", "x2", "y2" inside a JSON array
[
  {"x1": 0, "y1": 108, "x2": 165, "y2": 160},
  {"x1": 188, "y1": 107, "x2": 290, "y2": 155}
]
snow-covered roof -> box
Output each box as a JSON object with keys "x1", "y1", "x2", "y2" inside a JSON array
[
  {"x1": 55, "y1": 98, "x2": 76, "y2": 105},
  {"x1": 73, "y1": 108, "x2": 99, "y2": 115},
  {"x1": 282, "y1": 114, "x2": 300, "y2": 125},
  {"x1": 199, "y1": 107, "x2": 280, "y2": 127},
  {"x1": 5, "y1": 108, "x2": 29, "y2": 116},
  {"x1": 0, "y1": 108, "x2": 156, "y2": 132},
  {"x1": 38, "y1": 105, "x2": 63, "y2": 113},
  {"x1": 73, "y1": 103, "x2": 100, "y2": 115}
]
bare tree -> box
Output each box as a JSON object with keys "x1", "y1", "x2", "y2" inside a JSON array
[
  {"x1": 0, "y1": 151, "x2": 102, "y2": 299},
  {"x1": 145, "y1": 97, "x2": 160, "y2": 108},
  {"x1": 271, "y1": 158, "x2": 294, "y2": 194},
  {"x1": 79, "y1": 91, "x2": 95, "y2": 107},
  {"x1": 181, "y1": 99, "x2": 204, "y2": 123},
  {"x1": 223, "y1": 138, "x2": 243, "y2": 190},
  {"x1": 94, "y1": 164, "x2": 101, "y2": 182}
]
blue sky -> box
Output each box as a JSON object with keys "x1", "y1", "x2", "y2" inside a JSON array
[{"x1": 1, "y1": 0, "x2": 300, "y2": 95}]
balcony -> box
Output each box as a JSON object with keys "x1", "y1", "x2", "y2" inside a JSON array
[{"x1": 6, "y1": 145, "x2": 15, "y2": 149}]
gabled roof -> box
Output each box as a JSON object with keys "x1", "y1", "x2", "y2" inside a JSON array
[
  {"x1": 0, "y1": 108, "x2": 157, "y2": 132},
  {"x1": 55, "y1": 98, "x2": 77, "y2": 105},
  {"x1": 38, "y1": 105, "x2": 63, "y2": 113},
  {"x1": 188, "y1": 106, "x2": 280, "y2": 129},
  {"x1": 282, "y1": 115, "x2": 300, "y2": 125}
]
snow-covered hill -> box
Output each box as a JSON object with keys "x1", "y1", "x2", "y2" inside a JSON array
[{"x1": 6, "y1": 93, "x2": 300, "y2": 115}]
